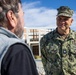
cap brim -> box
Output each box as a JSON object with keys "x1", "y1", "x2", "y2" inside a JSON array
[{"x1": 57, "y1": 13, "x2": 72, "y2": 17}]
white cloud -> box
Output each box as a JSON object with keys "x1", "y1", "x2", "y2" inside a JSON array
[
  {"x1": 22, "y1": 1, "x2": 76, "y2": 30},
  {"x1": 71, "y1": 12, "x2": 76, "y2": 30}
]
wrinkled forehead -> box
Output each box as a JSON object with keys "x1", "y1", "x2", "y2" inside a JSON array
[
  {"x1": 56, "y1": 16, "x2": 73, "y2": 21},
  {"x1": 18, "y1": 3, "x2": 23, "y2": 11}
]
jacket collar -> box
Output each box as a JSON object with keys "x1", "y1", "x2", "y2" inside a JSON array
[{"x1": 0, "y1": 27, "x2": 19, "y2": 39}]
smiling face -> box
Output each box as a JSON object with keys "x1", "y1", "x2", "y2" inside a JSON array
[{"x1": 56, "y1": 16, "x2": 73, "y2": 34}]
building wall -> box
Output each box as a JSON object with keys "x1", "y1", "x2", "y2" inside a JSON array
[{"x1": 23, "y1": 27, "x2": 55, "y2": 57}]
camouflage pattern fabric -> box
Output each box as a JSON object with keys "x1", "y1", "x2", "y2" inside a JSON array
[
  {"x1": 40, "y1": 29, "x2": 76, "y2": 75},
  {"x1": 57, "y1": 6, "x2": 73, "y2": 17}
]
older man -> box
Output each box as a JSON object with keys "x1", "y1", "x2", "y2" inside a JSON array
[
  {"x1": 0, "y1": 0, "x2": 38, "y2": 75},
  {"x1": 40, "y1": 6, "x2": 76, "y2": 75}
]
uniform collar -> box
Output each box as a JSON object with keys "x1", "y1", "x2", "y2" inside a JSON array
[{"x1": 53, "y1": 28, "x2": 76, "y2": 41}]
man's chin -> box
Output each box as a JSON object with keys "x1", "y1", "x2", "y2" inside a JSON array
[
  {"x1": 59, "y1": 27, "x2": 65, "y2": 30},
  {"x1": 59, "y1": 27, "x2": 68, "y2": 32}
]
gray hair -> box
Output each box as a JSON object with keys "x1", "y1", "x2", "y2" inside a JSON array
[{"x1": 0, "y1": 0, "x2": 21, "y2": 27}]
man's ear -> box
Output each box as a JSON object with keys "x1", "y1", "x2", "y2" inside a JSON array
[
  {"x1": 56, "y1": 17, "x2": 58, "y2": 20},
  {"x1": 71, "y1": 18, "x2": 73, "y2": 23},
  {"x1": 6, "y1": 10, "x2": 17, "y2": 28}
]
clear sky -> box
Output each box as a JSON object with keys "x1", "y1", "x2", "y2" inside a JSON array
[
  {"x1": 22, "y1": 0, "x2": 76, "y2": 31},
  {"x1": 22, "y1": 0, "x2": 76, "y2": 10}
]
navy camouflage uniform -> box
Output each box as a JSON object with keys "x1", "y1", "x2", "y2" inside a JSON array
[{"x1": 40, "y1": 29, "x2": 76, "y2": 75}]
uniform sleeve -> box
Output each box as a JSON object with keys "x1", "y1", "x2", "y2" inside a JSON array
[
  {"x1": 40, "y1": 37, "x2": 48, "y2": 73},
  {"x1": 1, "y1": 44, "x2": 38, "y2": 75}
]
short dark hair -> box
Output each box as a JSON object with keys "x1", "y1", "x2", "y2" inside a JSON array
[{"x1": 0, "y1": 0, "x2": 22, "y2": 27}]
